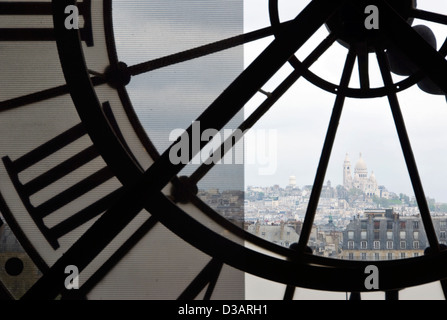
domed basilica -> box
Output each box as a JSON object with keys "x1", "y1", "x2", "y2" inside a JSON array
[{"x1": 343, "y1": 153, "x2": 379, "y2": 197}]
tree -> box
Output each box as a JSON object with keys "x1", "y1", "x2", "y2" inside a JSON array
[
  {"x1": 399, "y1": 193, "x2": 410, "y2": 204},
  {"x1": 336, "y1": 185, "x2": 348, "y2": 200}
]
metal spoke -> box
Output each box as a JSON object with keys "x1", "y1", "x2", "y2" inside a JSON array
[
  {"x1": 189, "y1": 33, "x2": 337, "y2": 185},
  {"x1": 60, "y1": 216, "x2": 158, "y2": 299},
  {"x1": 385, "y1": 290, "x2": 399, "y2": 300},
  {"x1": 297, "y1": 50, "x2": 356, "y2": 250},
  {"x1": 177, "y1": 258, "x2": 223, "y2": 300},
  {"x1": 356, "y1": 42, "x2": 370, "y2": 90},
  {"x1": 283, "y1": 285, "x2": 295, "y2": 300},
  {"x1": 376, "y1": 51, "x2": 447, "y2": 301},
  {"x1": 127, "y1": 21, "x2": 292, "y2": 77},
  {"x1": 349, "y1": 292, "x2": 361, "y2": 300},
  {"x1": 376, "y1": 49, "x2": 439, "y2": 252},
  {"x1": 410, "y1": 8, "x2": 447, "y2": 26}
]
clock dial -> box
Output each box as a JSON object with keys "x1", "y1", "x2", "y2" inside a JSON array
[
  {"x1": 0, "y1": 0, "x2": 245, "y2": 300},
  {"x1": 2, "y1": 121, "x2": 121, "y2": 250},
  {"x1": 1, "y1": 0, "x2": 447, "y2": 301}
]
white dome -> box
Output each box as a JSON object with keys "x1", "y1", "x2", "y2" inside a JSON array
[
  {"x1": 289, "y1": 175, "x2": 296, "y2": 186},
  {"x1": 355, "y1": 153, "x2": 367, "y2": 171}
]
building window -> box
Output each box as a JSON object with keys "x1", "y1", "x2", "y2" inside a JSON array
[
  {"x1": 400, "y1": 231, "x2": 406, "y2": 239},
  {"x1": 413, "y1": 253, "x2": 419, "y2": 257},
  {"x1": 387, "y1": 231, "x2": 393, "y2": 240},
  {"x1": 387, "y1": 221, "x2": 393, "y2": 230},
  {"x1": 361, "y1": 231, "x2": 367, "y2": 240},
  {"x1": 348, "y1": 253, "x2": 354, "y2": 260},
  {"x1": 440, "y1": 221, "x2": 446, "y2": 229},
  {"x1": 361, "y1": 253, "x2": 367, "y2": 260},
  {"x1": 374, "y1": 253, "x2": 380, "y2": 261},
  {"x1": 413, "y1": 231, "x2": 419, "y2": 240},
  {"x1": 361, "y1": 241, "x2": 367, "y2": 249},
  {"x1": 348, "y1": 231, "x2": 354, "y2": 240},
  {"x1": 400, "y1": 221, "x2": 406, "y2": 229},
  {"x1": 441, "y1": 231, "x2": 446, "y2": 240},
  {"x1": 413, "y1": 241, "x2": 419, "y2": 249},
  {"x1": 413, "y1": 221, "x2": 419, "y2": 229},
  {"x1": 386, "y1": 241, "x2": 393, "y2": 249},
  {"x1": 400, "y1": 241, "x2": 406, "y2": 249},
  {"x1": 373, "y1": 241, "x2": 380, "y2": 249},
  {"x1": 401, "y1": 252, "x2": 406, "y2": 259},
  {"x1": 348, "y1": 241, "x2": 354, "y2": 249},
  {"x1": 388, "y1": 252, "x2": 393, "y2": 260},
  {"x1": 361, "y1": 221, "x2": 367, "y2": 230},
  {"x1": 374, "y1": 230, "x2": 380, "y2": 240},
  {"x1": 374, "y1": 221, "x2": 380, "y2": 229}
]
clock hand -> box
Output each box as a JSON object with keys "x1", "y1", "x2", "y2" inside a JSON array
[
  {"x1": 127, "y1": 21, "x2": 293, "y2": 76},
  {"x1": 0, "y1": 21, "x2": 288, "y2": 111}
]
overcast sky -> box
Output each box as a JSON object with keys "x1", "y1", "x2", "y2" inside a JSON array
[
  {"x1": 113, "y1": 1, "x2": 447, "y2": 202},
  {"x1": 244, "y1": 0, "x2": 447, "y2": 203}
]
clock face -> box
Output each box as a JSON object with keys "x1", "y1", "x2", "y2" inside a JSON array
[
  {"x1": 0, "y1": 0, "x2": 246, "y2": 300},
  {"x1": 1, "y1": 0, "x2": 447, "y2": 301}
]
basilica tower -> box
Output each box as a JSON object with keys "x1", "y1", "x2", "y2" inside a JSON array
[{"x1": 343, "y1": 153, "x2": 353, "y2": 189}]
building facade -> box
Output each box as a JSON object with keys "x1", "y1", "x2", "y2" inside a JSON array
[
  {"x1": 247, "y1": 221, "x2": 299, "y2": 248},
  {"x1": 342, "y1": 209, "x2": 428, "y2": 261}
]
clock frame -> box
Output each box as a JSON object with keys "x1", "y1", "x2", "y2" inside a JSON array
[{"x1": 0, "y1": 0, "x2": 447, "y2": 300}]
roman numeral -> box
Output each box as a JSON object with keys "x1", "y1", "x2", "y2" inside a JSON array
[
  {"x1": 2, "y1": 122, "x2": 121, "y2": 249},
  {"x1": 0, "y1": 1, "x2": 94, "y2": 46},
  {"x1": 177, "y1": 259, "x2": 223, "y2": 300}
]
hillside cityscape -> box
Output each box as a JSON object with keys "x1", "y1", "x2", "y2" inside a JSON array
[{"x1": 199, "y1": 153, "x2": 447, "y2": 260}]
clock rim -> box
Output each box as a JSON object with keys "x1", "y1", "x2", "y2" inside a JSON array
[
  {"x1": 268, "y1": 0, "x2": 447, "y2": 99},
  {"x1": 86, "y1": 0, "x2": 447, "y2": 292}
]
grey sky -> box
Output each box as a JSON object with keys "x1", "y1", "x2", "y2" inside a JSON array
[
  {"x1": 113, "y1": 1, "x2": 447, "y2": 202},
  {"x1": 243, "y1": 0, "x2": 447, "y2": 203},
  {"x1": 113, "y1": 0, "x2": 244, "y2": 191}
]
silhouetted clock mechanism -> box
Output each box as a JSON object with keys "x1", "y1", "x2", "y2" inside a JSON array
[{"x1": 1, "y1": 0, "x2": 447, "y2": 300}]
